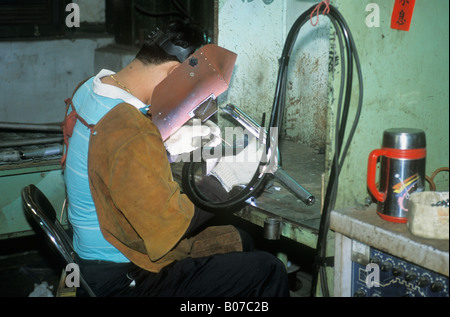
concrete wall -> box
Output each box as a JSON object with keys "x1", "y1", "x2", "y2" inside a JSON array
[
  {"x1": 0, "y1": 37, "x2": 113, "y2": 124},
  {"x1": 75, "y1": 0, "x2": 105, "y2": 23},
  {"x1": 217, "y1": 0, "x2": 330, "y2": 149},
  {"x1": 0, "y1": 0, "x2": 111, "y2": 124}
]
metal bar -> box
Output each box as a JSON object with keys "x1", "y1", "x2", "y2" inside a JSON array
[
  {"x1": 221, "y1": 104, "x2": 261, "y2": 139},
  {"x1": 21, "y1": 144, "x2": 63, "y2": 159},
  {"x1": 0, "y1": 122, "x2": 62, "y2": 132},
  {"x1": 274, "y1": 167, "x2": 315, "y2": 206},
  {"x1": 0, "y1": 136, "x2": 63, "y2": 148}
]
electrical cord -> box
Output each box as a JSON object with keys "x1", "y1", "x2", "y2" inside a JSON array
[
  {"x1": 181, "y1": 3, "x2": 363, "y2": 297},
  {"x1": 311, "y1": 7, "x2": 363, "y2": 297}
]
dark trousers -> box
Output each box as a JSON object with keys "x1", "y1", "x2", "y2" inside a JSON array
[
  {"x1": 76, "y1": 231, "x2": 289, "y2": 297},
  {"x1": 77, "y1": 251, "x2": 288, "y2": 297}
]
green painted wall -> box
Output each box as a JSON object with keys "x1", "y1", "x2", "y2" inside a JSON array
[{"x1": 331, "y1": 0, "x2": 449, "y2": 208}]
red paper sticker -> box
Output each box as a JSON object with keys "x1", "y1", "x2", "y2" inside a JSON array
[{"x1": 391, "y1": 0, "x2": 416, "y2": 31}]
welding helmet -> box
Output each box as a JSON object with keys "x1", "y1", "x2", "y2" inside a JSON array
[
  {"x1": 150, "y1": 27, "x2": 200, "y2": 63},
  {"x1": 150, "y1": 41, "x2": 237, "y2": 141}
]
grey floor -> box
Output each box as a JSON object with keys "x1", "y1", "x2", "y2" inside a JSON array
[{"x1": 0, "y1": 237, "x2": 61, "y2": 297}]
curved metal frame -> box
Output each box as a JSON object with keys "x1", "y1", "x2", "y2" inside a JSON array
[{"x1": 21, "y1": 184, "x2": 96, "y2": 297}]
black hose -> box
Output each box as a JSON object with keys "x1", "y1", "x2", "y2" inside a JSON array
[
  {"x1": 182, "y1": 150, "x2": 270, "y2": 213},
  {"x1": 311, "y1": 7, "x2": 364, "y2": 297}
]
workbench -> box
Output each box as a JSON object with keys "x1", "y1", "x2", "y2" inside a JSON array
[
  {"x1": 235, "y1": 140, "x2": 327, "y2": 250},
  {"x1": 0, "y1": 131, "x2": 66, "y2": 239},
  {"x1": 0, "y1": 159, "x2": 66, "y2": 239},
  {"x1": 331, "y1": 205, "x2": 449, "y2": 297}
]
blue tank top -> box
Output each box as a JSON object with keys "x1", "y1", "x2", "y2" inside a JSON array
[{"x1": 64, "y1": 70, "x2": 148, "y2": 262}]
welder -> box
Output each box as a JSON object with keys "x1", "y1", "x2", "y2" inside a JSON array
[{"x1": 63, "y1": 20, "x2": 288, "y2": 297}]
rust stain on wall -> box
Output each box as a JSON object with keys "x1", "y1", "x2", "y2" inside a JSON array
[{"x1": 284, "y1": 52, "x2": 328, "y2": 150}]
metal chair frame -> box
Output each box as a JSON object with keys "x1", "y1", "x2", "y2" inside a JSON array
[{"x1": 21, "y1": 184, "x2": 95, "y2": 297}]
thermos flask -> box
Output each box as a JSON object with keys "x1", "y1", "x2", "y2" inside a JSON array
[{"x1": 367, "y1": 128, "x2": 426, "y2": 223}]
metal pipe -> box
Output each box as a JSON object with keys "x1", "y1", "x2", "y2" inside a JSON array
[
  {"x1": 263, "y1": 217, "x2": 282, "y2": 240},
  {"x1": 221, "y1": 104, "x2": 262, "y2": 140},
  {"x1": 0, "y1": 136, "x2": 63, "y2": 148},
  {"x1": 21, "y1": 144, "x2": 63, "y2": 159},
  {"x1": 273, "y1": 168, "x2": 315, "y2": 206},
  {"x1": 0, "y1": 150, "x2": 21, "y2": 162},
  {"x1": 0, "y1": 122, "x2": 62, "y2": 132}
]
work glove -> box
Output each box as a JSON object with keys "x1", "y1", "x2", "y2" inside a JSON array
[
  {"x1": 208, "y1": 135, "x2": 265, "y2": 192},
  {"x1": 165, "y1": 119, "x2": 221, "y2": 156}
]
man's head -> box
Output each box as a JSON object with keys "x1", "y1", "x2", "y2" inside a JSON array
[{"x1": 135, "y1": 21, "x2": 207, "y2": 66}]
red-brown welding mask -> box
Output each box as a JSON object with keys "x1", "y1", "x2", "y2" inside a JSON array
[{"x1": 150, "y1": 44, "x2": 237, "y2": 141}]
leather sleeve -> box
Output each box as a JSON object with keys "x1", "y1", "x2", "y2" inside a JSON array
[
  {"x1": 182, "y1": 175, "x2": 229, "y2": 238},
  {"x1": 108, "y1": 131, "x2": 195, "y2": 262}
]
